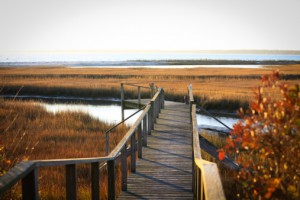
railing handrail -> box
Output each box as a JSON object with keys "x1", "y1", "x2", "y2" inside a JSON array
[
  {"x1": 0, "y1": 86, "x2": 165, "y2": 200},
  {"x1": 122, "y1": 83, "x2": 151, "y2": 89},
  {"x1": 108, "y1": 103, "x2": 151, "y2": 159},
  {"x1": 105, "y1": 104, "x2": 148, "y2": 134},
  {"x1": 189, "y1": 85, "x2": 226, "y2": 200}
]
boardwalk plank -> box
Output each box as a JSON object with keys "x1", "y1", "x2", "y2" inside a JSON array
[{"x1": 119, "y1": 102, "x2": 193, "y2": 199}]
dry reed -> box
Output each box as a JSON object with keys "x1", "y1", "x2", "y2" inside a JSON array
[{"x1": 0, "y1": 99, "x2": 129, "y2": 199}]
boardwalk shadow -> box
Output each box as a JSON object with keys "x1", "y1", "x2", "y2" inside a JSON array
[
  {"x1": 158, "y1": 116, "x2": 190, "y2": 124},
  {"x1": 141, "y1": 157, "x2": 192, "y2": 174},
  {"x1": 119, "y1": 102, "x2": 193, "y2": 199},
  {"x1": 135, "y1": 171, "x2": 192, "y2": 193},
  {"x1": 146, "y1": 146, "x2": 192, "y2": 161},
  {"x1": 149, "y1": 135, "x2": 190, "y2": 145}
]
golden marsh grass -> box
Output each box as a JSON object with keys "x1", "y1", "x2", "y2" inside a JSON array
[
  {"x1": 1, "y1": 65, "x2": 299, "y2": 111},
  {"x1": 0, "y1": 99, "x2": 129, "y2": 199}
]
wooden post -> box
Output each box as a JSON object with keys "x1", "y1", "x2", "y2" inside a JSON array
[
  {"x1": 196, "y1": 167, "x2": 199, "y2": 200},
  {"x1": 201, "y1": 169, "x2": 204, "y2": 200},
  {"x1": 158, "y1": 90, "x2": 161, "y2": 114},
  {"x1": 192, "y1": 158, "x2": 195, "y2": 196},
  {"x1": 143, "y1": 117, "x2": 147, "y2": 146},
  {"x1": 151, "y1": 101, "x2": 155, "y2": 126},
  {"x1": 130, "y1": 133, "x2": 136, "y2": 172},
  {"x1": 138, "y1": 86, "x2": 141, "y2": 107},
  {"x1": 138, "y1": 124, "x2": 142, "y2": 158},
  {"x1": 91, "y1": 162, "x2": 100, "y2": 200},
  {"x1": 150, "y1": 83, "x2": 154, "y2": 98},
  {"x1": 161, "y1": 89, "x2": 165, "y2": 109},
  {"x1": 148, "y1": 111, "x2": 152, "y2": 135},
  {"x1": 66, "y1": 164, "x2": 77, "y2": 200},
  {"x1": 22, "y1": 168, "x2": 38, "y2": 200},
  {"x1": 121, "y1": 145, "x2": 127, "y2": 191},
  {"x1": 106, "y1": 131, "x2": 110, "y2": 156},
  {"x1": 107, "y1": 160, "x2": 116, "y2": 200},
  {"x1": 121, "y1": 83, "x2": 125, "y2": 121},
  {"x1": 157, "y1": 98, "x2": 159, "y2": 117}
]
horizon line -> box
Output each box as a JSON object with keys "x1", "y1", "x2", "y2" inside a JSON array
[{"x1": 1, "y1": 49, "x2": 300, "y2": 55}]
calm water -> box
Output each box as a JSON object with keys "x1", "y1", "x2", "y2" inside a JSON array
[
  {"x1": 41, "y1": 102, "x2": 239, "y2": 129},
  {"x1": 1, "y1": 52, "x2": 299, "y2": 63},
  {"x1": 41, "y1": 103, "x2": 140, "y2": 126}
]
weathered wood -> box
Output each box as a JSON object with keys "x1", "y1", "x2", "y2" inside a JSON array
[
  {"x1": 138, "y1": 124, "x2": 142, "y2": 158},
  {"x1": 22, "y1": 168, "x2": 38, "y2": 200},
  {"x1": 122, "y1": 83, "x2": 149, "y2": 89},
  {"x1": 151, "y1": 100, "x2": 156, "y2": 124},
  {"x1": 1, "y1": 89, "x2": 196, "y2": 200},
  {"x1": 66, "y1": 164, "x2": 77, "y2": 200},
  {"x1": 130, "y1": 133, "x2": 136, "y2": 173},
  {"x1": 121, "y1": 145, "x2": 127, "y2": 191},
  {"x1": 143, "y1": 117, "x2": 147, "y2": 146},
  {"x1": 36, "y1": 157, "x2": 111, "y2": 167},
  {"x1": 138, "y1": 86, "x2": 141, "y2": 106},
  {"x1": 119, "y1": 101, "x2": 193, "y2": 199},
  {"x1": 150, "y1": 83, "x2": 154, "y2": 97},
  {"x1": 189, "y1": 87, "x2": 226, "y2": 200},
  {"x1": 106, "y1": 131, "x2": 110, "y2": 156},
  {"x1": 91, "y1": 162, "x2": 100, "y2": 200},
  {"x1": 108, "y1": 104, "x2": 150, "y2": 159},
  {"x1": 148, "y1": 105, "x2": 153, "y2": 133},
  {"x1": 121, "y1": 83, "x2": 125, "y2": 121},
  {"x1": 123, "y1": 99, "x2": 150, "y2": 109},
  {"x1": 0, "y1": 161, "x2": 36, "y2": 196},
  {"x1": 107, "y1": 160, "x2": 116, "y2": 200}
]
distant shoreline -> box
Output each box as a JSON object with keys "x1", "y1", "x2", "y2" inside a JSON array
[{"x1": 0, "y1": 59, "x2": 300, "y2": 67}]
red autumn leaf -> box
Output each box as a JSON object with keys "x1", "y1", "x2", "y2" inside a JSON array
[{"x1": 218, "y1": 150, "x2": 225, "y2": 160}]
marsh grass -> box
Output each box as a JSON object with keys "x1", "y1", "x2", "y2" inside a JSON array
[
  {"x1": 1, "y1": 65, "x2": 299, "y2": 112},
  {"x1": 0, "y1": 99, "x2": 129, "y2": 199}
]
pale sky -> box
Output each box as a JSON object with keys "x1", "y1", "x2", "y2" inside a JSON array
[{"x1": 0, "y1": 0, "x2": 300, "y2": 52}]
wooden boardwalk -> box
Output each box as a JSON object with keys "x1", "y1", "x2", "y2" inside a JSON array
[{"x1": 119, "y1": 101, "x2": 193, "y2": 199}]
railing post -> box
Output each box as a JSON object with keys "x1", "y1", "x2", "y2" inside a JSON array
[
  {"x1": 121, "y1": 145, "x2": 127, "y2": 191},
  {"x1": 158, "y1": 90, "x2": 161, "y2": 114},
  {"x1": 107, "y1": 160, "x2": 116, "y2": 200},
  {"x1": 201, "y1": 170, "x2": 204, "y2": 200},
  {"x1": 121, "y1": 83, "x2": 125, "y2": 121},
  {"x1": 151, "y1": 100, "x2": 155, "y2": 125},
  {"x1": 106, "y1": 131, "x2": 110, "y2": 156},
  {"x1": 148, "y1": 111, "x2": 152, "y2": 135},
  {"x1": 196, "y1": 167, "x2": 200, "y2": 200},
  {"x1": 91, "y1": 162, "x2": 100, "y2": 200},
  {"x1": 131, "y1": 133, "x2": 136, "y2": 172},
  {"x1": 66, "y1": 164, "x2": 77, "y2": 200},
  {"x1": 22, "y1": 168, "x2": 38, "y2": 200},
  {"x1": 150, "y1": 83, "x2": 154, "y2": 98},
  {"x1": 138, "y1": 86, "x2": 141, "y2": 107},
  {"x1": 143, "y1": 117, "x2": 147, "y2": 146},
  {"x1": 161, "y1": 89, "x2": 165, "y2": 109},
  {"x1": 192, "y1": 163, "x2": 195, "y2": 197},
  {"x1": 156, "y1": 98, "x2": 159, "y2": 118},
  {"x1": 138, "y1": 124, "x2": 142, "y2": 158}
]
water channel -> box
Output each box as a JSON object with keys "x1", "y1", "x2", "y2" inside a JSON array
[{"x1": 40, "y1": 101, "x2": 239, "y2": 130}]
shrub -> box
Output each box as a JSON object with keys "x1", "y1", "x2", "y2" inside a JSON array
[{"x1": 222, "y1": 72, "x2": 300, "y2": 199}]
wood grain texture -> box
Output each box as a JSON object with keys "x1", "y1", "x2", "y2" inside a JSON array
[{"x1": 119, "y1": 101, "x2": 193, "y2": 199}]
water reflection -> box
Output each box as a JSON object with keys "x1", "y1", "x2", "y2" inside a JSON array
[
  {"x1": 41, "y1": 103, "x2": 141, "y2": 125},
  {"x1": 41, "y1": 102, "x2": 239, "y2": 128},
  {"x1": 197, "y1": 115, "x2": 238, "y2": 129}
]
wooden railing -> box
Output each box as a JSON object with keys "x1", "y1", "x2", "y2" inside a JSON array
[
  {"x1": 119, "y1": 82, "x2": 155, "y2": 120},
  {"x1": 188, "y1": 85, "x2": 226, "y2": 200},
  {"x1": 0, "y1": 87, "x2": 164, "y2": 200}
]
